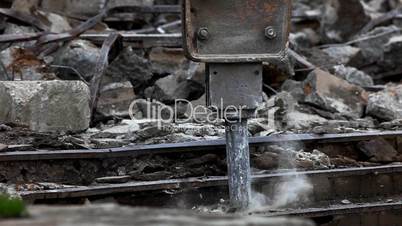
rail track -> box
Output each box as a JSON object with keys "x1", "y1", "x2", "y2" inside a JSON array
[
  {"x1": 1, "y1": 131, "x2": 401, "y2": 161},
  {"x1": 19, "y1": 164, "x2": 402, "y2": 200},
  {"x1": 4, "y1": 130, "x2": 399, "y2": 225},
  {"x1": 18, "y1": 164, "x2": 402, "y2": 224}
]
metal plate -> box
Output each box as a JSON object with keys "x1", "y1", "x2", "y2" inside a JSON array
[
  {"x1": 182, "y1": 0, "x2": 291, "y2": 63},
  {"x1": 207, "y1": 63, "x2": 263, "y2": 109}
]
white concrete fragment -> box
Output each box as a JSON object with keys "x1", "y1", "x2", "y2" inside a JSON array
[{"x1": 0, "y1": 81, "x2": 90, "y2": 132}]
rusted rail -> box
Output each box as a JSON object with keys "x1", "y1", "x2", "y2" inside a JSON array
[{"x1": 0, "y1": 131, "x2": 401, "y2": 162}]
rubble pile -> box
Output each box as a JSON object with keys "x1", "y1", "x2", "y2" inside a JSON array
[{"x1": 0, "y1": 0, "x2": 401, "y2": 199}]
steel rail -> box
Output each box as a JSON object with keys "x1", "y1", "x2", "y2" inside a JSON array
[
  {"x1": 259, "y1": 201, "x2": 402, "y2": 218},
  {"x1": 0, "y1": 131, "x2": 401, "y2": 162},
  {"x1": 80, "y1": 32, "x2": 183, "y2": 47},
  {"x1": 19, "y1": 164, "x2": 402, "y2": 201}
]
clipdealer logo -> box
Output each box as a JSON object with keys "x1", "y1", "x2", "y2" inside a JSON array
[{"x1": 128, "y1": 98, "x2": 273, "y2": 130}]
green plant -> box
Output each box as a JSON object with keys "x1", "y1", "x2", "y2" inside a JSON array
[{"x1": 0, "y1": 194, "x2": 26, "y2": 218}]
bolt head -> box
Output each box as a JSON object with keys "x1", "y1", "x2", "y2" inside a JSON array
[
  {"x1": 197, "y1": 28, "x2": 209, "y2": 40},
  {"x1": 265, "y1": 27, "x2": 277, "y2": 39}
]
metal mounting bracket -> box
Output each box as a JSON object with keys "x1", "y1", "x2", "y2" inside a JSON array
[{"x1": 182, "y1": 0, "x2": 291, "y2": 63}]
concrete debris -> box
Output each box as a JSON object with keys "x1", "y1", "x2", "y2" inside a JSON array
[
  {"x1": 97, "y1": 82, "x2": 136, "y2": 118},
  {"x1": 91, "y1": 138, "x2": 130, "y2": 148},
  {"x1": 248, "y1": 118, "x2": 270, "y2": 135},
  {"x1": 382, "y1": 35, "x2": 402, "y2": 71},
  {"x1": 2, "y1": 23, "x2": 37, "y2": 48},
  {"x1": 353, "y1": 26, "x2": 401, "y2": 68},
  {"x1": 252, "y1": 152, "x2": 279, "y2": 170},
  {"x1": 146, "y1": 74, "x2": 204, "y2": 104},
  {"x1": 322, "y1": 46, "x2": 361, "y2": 65},
  {"x1": 129, "y1": 98, "x2": 175, "y2": 120},
  {"x1": 341, "y1": 199, "x2": 352, "y2": 205},
  {"x1": 286, "y1": 111, "x2": 328, "y2": 131},
  {"x1": 358, "y1": 138, "x2": 399, "y2": 162},
  {"x1": 321, "y1": 0, "x2": 370, "y2": 43},
  {"x1": 366, "y1": 84, "x2": 402, "y2": 121},
  {"x1": 148, "y1": 47, "x2": 188, "y2": 75},
  {"x1": 184, "y1": 94, "x2": 213, "y2": 123},
  {"x1": 297, "y1": 47, "x2": 339, "y2": 72},
  {"x1": 281, "y1": 79, "x2": 305, "y2": 102},
  {"x1": 133, "y1": 124, "x2": 172, "y2": 141},
  {"x1": 172, "y1": 123, "x2": 224, "y2": 137},
  {"x1": 311, "y1": 118, "x2": 375, "y2": 134},
  {"x1": 302, "y1": 68, "x2": 368, "y2": 119},
  {"x1": 290, "y1": 28, "x2": 321, "y2": 48},
  {"x1": 294, "y1": 149, "x2": 332, "y2": 170},
  {"x1": 0, "y1": 46, "x2": 57, "y2": 81},
  {"x1": 52, "y1": 40, "x2": 100, "y2": 81},
  {"x1": 380, "y1": 119, "x2": 402, "y2": 130},
  {"x1": 363, "y1": 0, "x2": 391, "y2": 13},
  {"x1": 333, "y1": 65, "x2": 374, "y2": 87},
  {"x1": 0, "y1": 81, "x2": 90, "y2": 132},
  {"x1": 32, "y1": 10, "x2": 72, "y2": 33},
  {"x1": 253, "y1": 145, "x2": 332, "y2": 170},
  {"x1": 105, "y1": 48, "x2": 153, "y2": 96},
  {"x1": 96, "y1": 120, "x2": 140, "y2": 137},
  {"x1": 0, "y1": 143, "x2": 8, "y2": 152},
  {"x1": 0, "y1": 124, "x2": 12, "y2": 131}
]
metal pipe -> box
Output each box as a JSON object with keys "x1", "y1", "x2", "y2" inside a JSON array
[{"x1": 225, "y1": 119, "x2": 251, "y2": 210}]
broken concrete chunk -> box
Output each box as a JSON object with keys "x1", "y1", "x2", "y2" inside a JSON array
[
  {"x1": 296, "y1": 149, "x2": 332, "y2": 170},
  {"x1": 358, "y1": 138, "x2": 398, "y2": 163},
  {"x1": 184, "y1": 94, "x2": 212, "y2": 123},
  {"x1": 148, "y1": 74, "x2": 204, "y2": 104},
  {"x1": 105, "y1": 48, "x2": 153, "y2": 95},
  {"x1": 354, "y1": 26, "x2": 401, "y2": 66},
  {"x1": 380, "y1": 119, "x2": 402, "y2": 130},
  {"x1": 97, "y1": 120, "x2": 140, "y2": 137},
  {"x1": 129, "y1": 99, "x2": 174, "y2": 121},
  {"x1": 135, "y1": 125, "x2": 172, "y2": 141},
  {"x1": 0, "y1": 144, "x2": 8, "y2": 152},
  {"x1": 3, "y1": 23, "x2": 37, "y2": 48},
  {"x1": 0, "y1": 81, "x2": 90, "y2": 132},
  {"x1": 382, "y1": 35, "x2": 402, "y2": 71},
  {"x1": 148, "y1": 48, "x2": 188, "y2": 75},
  {"x1": 285, "y1": 111, "x2": 327, "y2": 131},
  {"x1": 39, "y1": 11, "x2": 72, "y2": 33},
  {"x1": 97, "y1": 82, "x2": 136, "y2": 117},
  {"x1": 0, "y1": 124, "x2": 12, "y2": 131},
  {"x1": 252, "y1": 152, "x2": 279, "y2": 170},
  {"x1": 333, "y1": 65, "x2": 374, "y2": 87},
  {"x1": 0, "y1": 46, "x2": 57, "y2": 81},
  {"x1": 366, "y1": 85, "x2": 402, "y2": 121},
  {"x1": 321, "y1": 0, "x2": 370, "y2": 42},
  {"x1": 297, "y1": 47, "x2": 339, "y2": 72},
  {"x1": 91, "y1": 138, "x2": 130, "y2": 149},
  {"x1": 302, "y1": 69, "x2": 368, "y2": 119},
  {"x1": 322, "y1": 46, "x2": 361, "y2": 65},
  {"x1": 364, "y1": 0, "x2": 391, "y2": 13},
  {"x1": 52, "y1": 40, "x2": 100, "y2": 81},
  {"x1": 281, "y1": 80, "x2": 304, "y2": 102},
  {"x1": 290, "y1": 28, "x2": 321, "y2": 48},
  {"x1": 173, "y1": 123, "x2": 224, "y2": 137}
]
